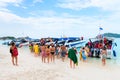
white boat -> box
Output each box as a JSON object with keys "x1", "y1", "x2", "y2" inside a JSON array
[
  {"x1": 64, "y1": 39, "x2": 86, "y2": 48},
  {"x1": 89, "y1": 37, "x2": 117, "y2": 59},
  {"x1": 56, "y1": 39, "x2": 86, "y2": 49}
]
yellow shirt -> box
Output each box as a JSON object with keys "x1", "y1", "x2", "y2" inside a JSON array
[{"x1": 34, "y1": 45, "x2": 39, "y2": 54}]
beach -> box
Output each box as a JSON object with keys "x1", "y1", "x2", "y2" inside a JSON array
[{"x1": 0, "y1": 45, "x2": 120, "y2": 80}]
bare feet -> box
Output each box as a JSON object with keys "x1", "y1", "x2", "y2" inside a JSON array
[{"x1": 16, "y1": 64, "x2": 19, "y2": 66}]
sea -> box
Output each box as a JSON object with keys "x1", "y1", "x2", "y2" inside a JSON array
[
  {"x1": 76, "y1": 38, "x2": 120, "y2": 66},
  {"x1": 0, "y1": 38, "x2": 120, "y2": 66}
]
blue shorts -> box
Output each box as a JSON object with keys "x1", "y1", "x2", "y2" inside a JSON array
[{"x1": 61, "y1": 51, "x2": 66, "y2": 57}]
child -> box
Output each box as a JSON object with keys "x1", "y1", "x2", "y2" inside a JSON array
[
  {"x1": 81, "y1": 47, "x2": 87, "y2": 62},
  {"x1": 101, "y1": 47, "x2": 107, "y2": 66}
]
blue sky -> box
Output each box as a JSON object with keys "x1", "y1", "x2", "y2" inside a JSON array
[{"x1": 0, "y1": 0, "x2": 120, "y2": 38}]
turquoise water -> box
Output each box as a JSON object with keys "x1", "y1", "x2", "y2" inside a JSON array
[{"x1": 76, "y1": 38, "x2": 120, "y2": 66}]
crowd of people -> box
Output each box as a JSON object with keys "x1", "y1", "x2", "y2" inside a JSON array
[
  {"x1": 9, "y1": 37, "x2": 111, "y2": 67},
  {"x1": 85, "y1": 37, "x2": 113, "y2": 65}
]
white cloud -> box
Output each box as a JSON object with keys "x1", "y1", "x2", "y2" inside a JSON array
[
  {"x1": 0, "y1": 7, "x2": 120, "y2": 38},
  {"x1": 57, "y1": 0, "x2": 91, "y2": 10},
  {"x1": 0, "y1": 0, "x2": 23, "y2": 7},
  {"x1": 29, "y1": 10, "x2": 56, "y2": 17},
  {"x1": 57, "y1": 0, "x2": 120, "y2": 11},
  {"x1": 91, "y1": 0, "x2": 120, "y2": 11},
  {"x1": 0, "y1": 8, "x2": 10, "y2": 12},
  {"x1": 0, "y1": 0, "x2": 24, "y2": 12},
  {"x1": 0, "y1": 11, "x2": 98, "y2": 38},
  {"x1": 33, "y1": 0, "x2": 43, "y2": 4}
]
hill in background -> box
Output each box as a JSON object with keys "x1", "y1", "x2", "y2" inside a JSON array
[
  {"x1": 103, "y1": 33, "x2": 120, "y2": 38},
  {"x1": 0, "y1": 36, "x2": 15, "y2": 40}
]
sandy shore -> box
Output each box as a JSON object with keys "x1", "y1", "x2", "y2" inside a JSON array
[{"x1": 0, "y1": 45, "x2": 120, "y2": 80}]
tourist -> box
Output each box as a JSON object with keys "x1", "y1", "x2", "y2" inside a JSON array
[
  {"x1": 61, "y1": 45, "x2": 67, "y2": 62},
  {"x1": 50, "y1": 44, "x2": 55, "y2": 62},
  {"x1": 41, "y1": 45, "x2": 46, "y2": 63},
  {"x1": 101, "y1": 47, "x2": 107, "y2": 66},
  {"x1": 55, "y1": 45, "x2": 59, "y2": 59},
  {"x1": 68, "y1": 47, "x2": 78, "y2": 68},
  {"x1": 33, "y1": 43, "x2": 39, "y2": 57},
  {"x1": 45, "y1": 45, "x2": 50, "y2": 63},
  {"x1": 81, "y1": 47, "x2": 87, "y2": 62},
  {"x1": 10, "y1": 42, "x2": 19, "y2": 66}
]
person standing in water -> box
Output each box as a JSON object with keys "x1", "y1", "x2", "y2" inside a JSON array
[
  {"x1": 68, "y1": 47, "x2": 78, "y2": 68},
  {"x1": 45, "y1": 45, "x2": 50, "y2": 63},
  {"x1": 10, "y1": 42, "x2": 19, "y2": 66},
  {"x1": 61, "y1": 45, "x2": 67, "y2": 62},
  {"x1": 101, "y1": 47, "x2": 107, "y2": 66},
  {"x1": 33, "y1": 43, "x2": 39, "y2": 57},
  {"x1": 82, "y1": 47, "x2": 88, "y2": 62},
  {"x1": 50, "y1": 44, "x2": 55, "y2": 62},
  {"x1": 40, "y1": 45, "x2": 46, "y2": 63}
]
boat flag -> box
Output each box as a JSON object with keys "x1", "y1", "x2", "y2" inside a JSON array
[{"x1": 99, "y1": 27, "x2": 103, "y2": 30}]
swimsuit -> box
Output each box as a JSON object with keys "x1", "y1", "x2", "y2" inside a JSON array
[
  {"x1": 82, "y1": 51, "x2": 86, "y2": 60},
  {"x1": 12, "y1": 47, "x2": 18, "y2": 57},
  {"x1": 102, "y1": 54, "x2": 106, "y2": 59},
  {"x1": 42, "y1": 51, "x2": 46, "y2": 57},
  {"x1": 51, "y1": 52, "x2": 55, "y2": 55}
]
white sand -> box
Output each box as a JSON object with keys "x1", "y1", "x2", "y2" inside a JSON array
[{"x1": 0, "y1": 45, "x2": 120, "y2": 80}]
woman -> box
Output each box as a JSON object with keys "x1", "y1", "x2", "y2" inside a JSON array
[
  {"x1": 33, "y1": 43, "x2": 39, "y2": 57},
  {"x1": 50, "y1": 45, "x2": 55, "y2": 62},
  {"x1": 81, "y1": 47, "x2": 87, "y2": 62},
  {"x1": 10, "y1": 42, "x2": 18, "y2": 66},
  {"x1": 68, "y1": 47, "x2": 78, "y2": 68},
  {"x1": 61, "y1": 45, "x2": 67, "y2": 62},
  {"x1": 45, "y1": 45, "x2": 50, "y2": 63},
  {"x1": 41, "y1": 45, "x2": 46, "y2": 63}
]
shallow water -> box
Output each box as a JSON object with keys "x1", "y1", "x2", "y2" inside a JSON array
[
  {"x1": 0, "y1": 38, "x2": 120, "y2": 66},
  {"x1": 76, "y1": 38, "x2": 120, "y2": 66}
]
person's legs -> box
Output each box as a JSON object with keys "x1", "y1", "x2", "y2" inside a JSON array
[
  {"x1": 53, "y1": 54, "x2": 55, "y2": 62},
  {"x1": 12, "y1": 56, "x2": 15, "y2": 65},
  {"x1": 70, "y1": 59, "x2": 72, "y2": 68},
  {"x1": 43, "y1": 57, "x2": 45, "y2": 63},
  {"x1": 73, "y1": 62, "x2": 75, "y2": 68},
  {"x1": 42, "y1": 56, "x2": 44, "y2": 62},
  {"x1": 50, "y1": 55, "x2": 52, "y2": 62},
  {"x1": 61, "y1": 52, "x2": 65, "y2": 62},
  {"x1": 47, "y1": 56, "x2": 49, "y2": 63},
  {"x1": 62, "y1": 57, "x2": 65, "y2": 62},
  {"x1": 102, "y1": 59, "x2": 105, "y2": 66},
  {"x1": 103, "y1": 59, "x2": 106, "y2": 66},
  {"x1": 15, "y1": 56, "x2": 18, "y2": 66}
]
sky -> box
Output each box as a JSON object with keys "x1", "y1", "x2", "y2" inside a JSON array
[{"x1": 0, "y1": 0, "x2": 120, "y2": 38}]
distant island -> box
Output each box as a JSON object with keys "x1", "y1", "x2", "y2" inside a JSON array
[
  {"x1": 103, "y1": 33, "x2": 120, "y2": 38},
  {"x1": 0, "y1": 36, "x2": 15, "y2": 40}
]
